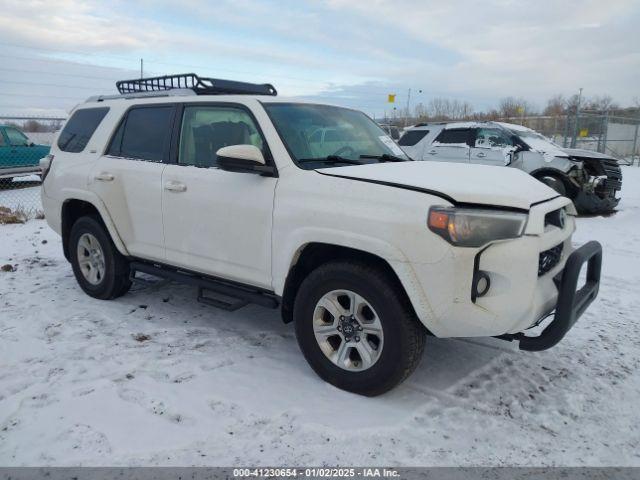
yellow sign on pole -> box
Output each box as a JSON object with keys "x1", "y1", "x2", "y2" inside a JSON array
[
  {"x1": 388, "y1": 94, "x2": 396, "y2": 103},
  {"x1": 579, "y1": 128, "x2": 589, "y2": 137}
]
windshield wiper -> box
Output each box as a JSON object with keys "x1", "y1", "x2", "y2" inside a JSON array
[
  {"x1": 298, "y1": 155, "x2": 364, "y2": 165},
  {"x1": 359, "y1": 153, "x2": 407, "y2": 162}
]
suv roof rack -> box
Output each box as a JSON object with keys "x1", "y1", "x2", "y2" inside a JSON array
[{"x1": 115, "y1": 73, "x2": 277, "y2": 96}]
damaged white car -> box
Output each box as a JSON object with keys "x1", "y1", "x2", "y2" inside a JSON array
[{"x1": 399, "y1": 121, "x2": 622, "y2": 214}]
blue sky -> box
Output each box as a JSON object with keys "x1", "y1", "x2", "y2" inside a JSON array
[{"x1": 0, "y1": 0, "x2": 638, "y2": 117}]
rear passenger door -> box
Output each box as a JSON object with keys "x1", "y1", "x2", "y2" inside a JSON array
[
  {"x1": 161, "y1": 104, "x2": 277, "y2": 289},
  {"x1": 90, "y1": 105, "x2": 176, "y2": 262},
  {"x1": 470, "y1": 127, "x2": 515, "y2": 166},
  {"x1": 426, "y1": 128, "x2": 471, "y2": 163}
]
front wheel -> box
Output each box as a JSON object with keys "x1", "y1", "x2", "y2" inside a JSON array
[
  {"x1": 294, "y1": 262, "x2": 426, "y2": 396},
  {"x1": 69, "y1": 215, "x2": 131, "y2": 300},
  {"x1": 537, "y1": 174, "x2": 567, "y2": 196}
]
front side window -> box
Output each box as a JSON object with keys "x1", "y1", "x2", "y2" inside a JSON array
[
  {"x1": 434, "y1": 129, "x2": 471, "y2": 146},
  {"x1": 58, "y1": 107, "x2": 109, "y2": 153},
  {"x1": 475, "y1": 128, "x2": 514, "y2": 149},
  {"x1": 5, "y1": 127, "x2": 30, "y2": 147},
  {"x1": 263, "y1": 103, "x2": 408, "y2": 169},
  {"x1": 107, "y1": 106, "x2": 174, "y2": 162},
  {"x1": 178, "y1": 106, "x2": 264, "y2": 168}
]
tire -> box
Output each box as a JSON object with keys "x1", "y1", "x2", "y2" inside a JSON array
[
  {"x1": 69, "y1": 215, "x2": 131, "y2": 300},
  {"x1": 293, "y1": 261, "x2": 426, "y2": 396},
  {"x1": 537, "y1": 174, "x2": 567, "y2": 196}
]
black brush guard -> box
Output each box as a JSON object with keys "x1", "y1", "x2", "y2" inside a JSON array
[{"x1": 499, "y1": 241, "x2": 602, "y2": 351}]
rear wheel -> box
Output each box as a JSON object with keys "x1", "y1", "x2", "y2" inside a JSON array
[
  {"x1": 69, "y1": 215, "x2": 131, "y2": 300},
  {"x1": 294, "y1": 261, "x2": 426, "y2": 396}
]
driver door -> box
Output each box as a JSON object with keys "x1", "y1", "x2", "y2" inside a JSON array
[
  {"x1": 470, "y1": 127, "x2": 515, "y2": 166},
  {"x1": 161, "y1": 104, "x2": 277, "y2": 289}
]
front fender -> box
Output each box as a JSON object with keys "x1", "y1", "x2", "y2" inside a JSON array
[{"x1": 272, "y1": 227, "x2": 440, "y2": 335}]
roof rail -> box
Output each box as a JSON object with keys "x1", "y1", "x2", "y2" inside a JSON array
[
  {"x1": 86, "y1": 89, "x2": 196, "y2": 103},
  {"x1": 115, "y1": 73, "x2": 277, "y2": 96}
]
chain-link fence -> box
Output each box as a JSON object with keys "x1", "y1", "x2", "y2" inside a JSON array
[
  {"x1": 497, "y1": 112, "x2": 640, "y2": 166},
  {"x1": 0, "y1": 116, "x2": 64, "y2": 222}
]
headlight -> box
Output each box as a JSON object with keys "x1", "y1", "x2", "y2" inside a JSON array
[{"x1": 428, "y1": 206, "x2": 528, "y2": 247}]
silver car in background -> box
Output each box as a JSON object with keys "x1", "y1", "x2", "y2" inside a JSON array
[{"x1": 399, "y1": 121, "x2": 622, "y2": 214}]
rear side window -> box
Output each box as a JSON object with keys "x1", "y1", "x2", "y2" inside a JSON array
[
  {"x1": 434, "y1": 129, "x2": 471, "y2": 145},
  {"x1": 57, "y1": 107, "x2": 109, "y2": 153},
  {"x1": 107, "y1": 106, "x2": 174, "y2": 162},
  {"x1": 398, "y1": 130, "x2": 429, "y2": 146}
]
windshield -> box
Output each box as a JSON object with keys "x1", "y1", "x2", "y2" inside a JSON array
[
  {"x1": 509, "y1": 128, "x2": 567, "y2": 156},
  {"x1": 263, "y1": 103, "x2": 409, "y2": 169}
]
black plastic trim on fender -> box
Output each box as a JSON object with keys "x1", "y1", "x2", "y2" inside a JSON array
[
  {"x1": 315, "y1": 170, "x2": 537, "y2": 213},
  {"x1": 471, "y1": 245, "x2": 491, "y2": 303},
  {"x1": 498, "y1": 241, "x2": 602, "y2": 351},
  {"x1": 129, "y1": 260, "x2": 280, "y2": 309}
]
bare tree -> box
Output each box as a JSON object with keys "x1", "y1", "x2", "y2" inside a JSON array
[
  {"x1": 426, "y1": 98, "x2": 474, "y2": 121},
  {"x1": 583, "y1": 95, "x2": 618, "y2": 112},
  {"x1": 544, "y1": 94, "x2": 566, "y2": 116},
  {"x1": 498, "y1": 97, "x2": 534, "y2": 118}
]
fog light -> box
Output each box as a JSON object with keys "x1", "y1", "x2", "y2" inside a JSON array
[{"x1": 473, "y1": 271, "x2": 491, "y2": 299}]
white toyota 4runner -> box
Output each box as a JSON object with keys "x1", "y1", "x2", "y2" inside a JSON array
[{"x1": 40, "y1": 74, "x2": 602, "y2": 396}]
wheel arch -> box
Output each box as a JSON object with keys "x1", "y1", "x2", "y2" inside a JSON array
[
  {"x1": 530, "y1": 167, "x2": 576, "y2": 197},
  {"x1": 61, "y1": 196, "x2": 128, "y2": 261},
  {"x1": 280, "y1": 242, "x2": 418, "y2": 326}
]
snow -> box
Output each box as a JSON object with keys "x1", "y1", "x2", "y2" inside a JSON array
[{"x1": 1, "y1": 168, "x2": 640, "y2": 466}]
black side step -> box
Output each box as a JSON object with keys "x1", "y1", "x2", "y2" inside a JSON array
[
  {"x1": 197, "y1": 287, "x2": 248, "y2": 312},
  {"x1": 129, "y1": 261, "x2": 279, "y2": 310}
]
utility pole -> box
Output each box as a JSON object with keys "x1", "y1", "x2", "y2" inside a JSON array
[
  {"x1": 405, "y1": 88, "x2": 411, "y2": 127},
  {"x1": 140, "y1": 58, "x2": 144, "y2": 79},
  {"x1": 571, "y1": 87, "x2": 583, "y2": 148}
]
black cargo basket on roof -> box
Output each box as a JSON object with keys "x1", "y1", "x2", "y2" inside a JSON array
[{"x1": 116, "y1": 73, "x2": 277, "y2": 96}]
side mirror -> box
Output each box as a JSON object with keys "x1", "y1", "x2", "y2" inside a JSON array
[{"x1": 216, "y1": 145, "x2": 276, "y2": 176}]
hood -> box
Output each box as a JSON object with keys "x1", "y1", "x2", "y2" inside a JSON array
[
  {"x1": 316, "y1": 162, "x2": 559, "y2": 211},
  {"x1": 562, "y1": 148, "x2": 616, "y2": 161}
]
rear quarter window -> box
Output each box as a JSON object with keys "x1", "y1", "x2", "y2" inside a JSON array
[
  {"x1": 57, "y1": 107, "x2": 110, "y2": 153},
  {"x1": 398, "y1": 130, "x2": 429, "y2": 146}
]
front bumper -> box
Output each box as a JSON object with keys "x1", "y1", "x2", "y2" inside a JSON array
[
  {"x1": 498, "y1": 240, "x2": 602, "y2": 351},
  {"x1": 573, "y1": 190, "x2": 620, "y2": 215}
]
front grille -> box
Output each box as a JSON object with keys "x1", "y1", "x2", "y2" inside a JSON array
[
  {"x1": 602, "y1": 159, "x2": 622, "y2": 191},
  {"x1": 539, "y1": 243, "x2": 564, "y2": 276},
  {"x1": 582, "y1": 158, "x2": 623, "y2": 192}
]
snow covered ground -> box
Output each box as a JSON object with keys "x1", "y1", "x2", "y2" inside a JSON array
[{"x1": 1, "y1": 168, "x2": 639, "y2": 467}]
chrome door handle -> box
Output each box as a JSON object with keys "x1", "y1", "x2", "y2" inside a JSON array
[
  {"x1": 164, "y1": 181, "x2": 187, "y2": 193},
  {"x1": 476, "y1": 152, "x2": 486, "y2": 158},
  {"x1": 428, "y1": 150, "x2": 437, "y2": 155},
  {"x1": 94, "y1": 172, "x2": 114, "y2": 182}
]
